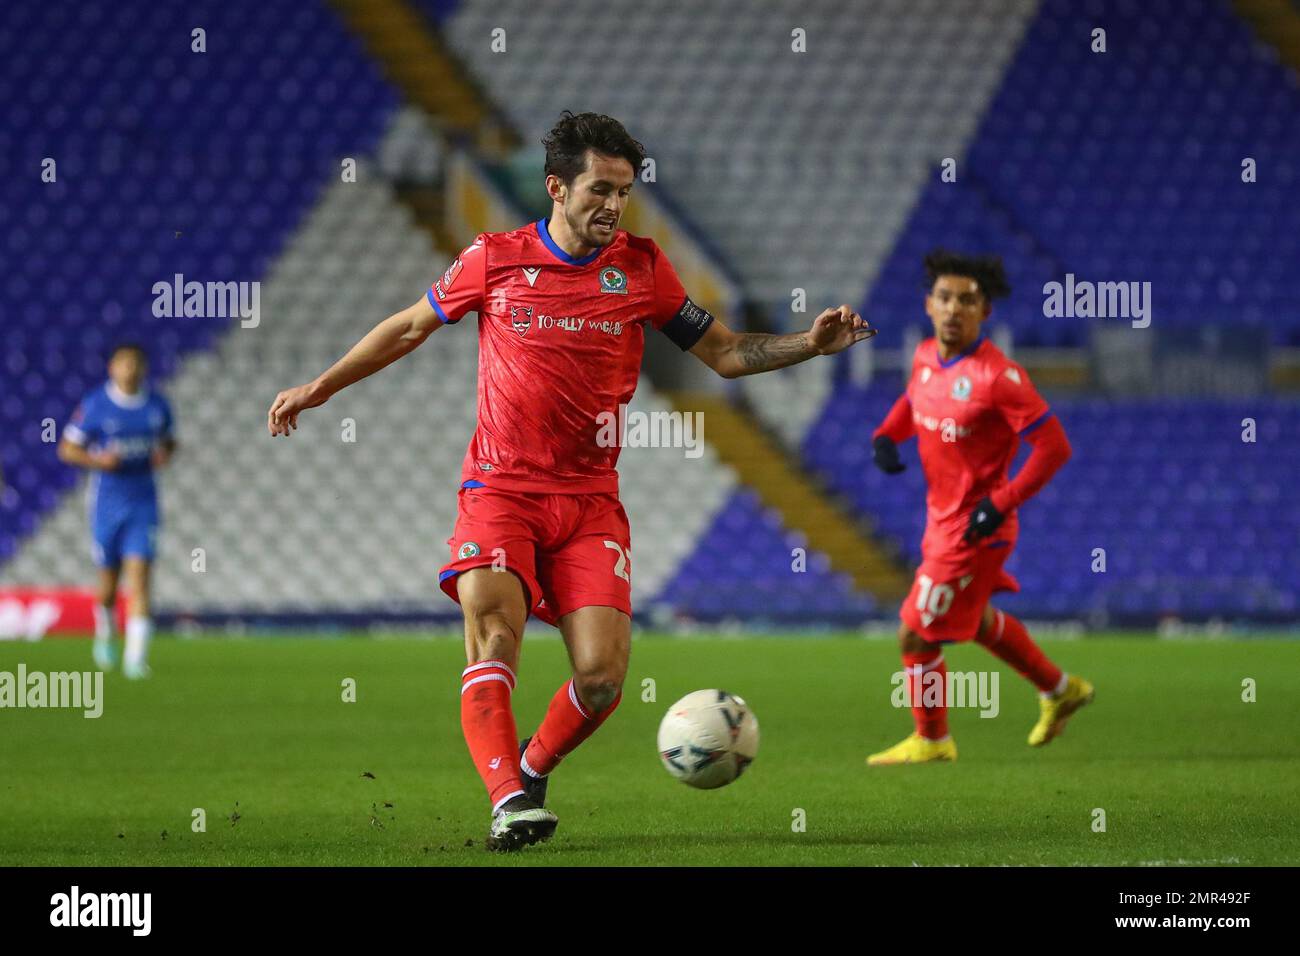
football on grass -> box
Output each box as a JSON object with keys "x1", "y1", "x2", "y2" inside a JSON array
[{"x1": 657, "y1": 689, "x2": 759, "y2": 789}]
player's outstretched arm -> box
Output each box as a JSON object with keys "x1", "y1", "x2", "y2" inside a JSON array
[
  {"x1": 688, "y1": 305, "x2": 875, "y2": 379},
  {"x1": 267, "y1": 296, "x2": 443, "y2": 436},
  {"x1": 965, "y1": 415, "x2": 1073, "y2": 542}
]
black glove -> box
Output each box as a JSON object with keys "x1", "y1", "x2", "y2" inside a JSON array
[
  {"x1": 964, "y1": 496, "x2": 1004, "y2": 542},
  {"x1": 872, "y1": 435, "x2": 906, "y2": 474}
]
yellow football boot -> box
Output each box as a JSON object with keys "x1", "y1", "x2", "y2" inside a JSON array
[
  {"x1": 1029, "y1": 674, "x2": 1095, "y2": 747},
  {"x1": 866, "y1": 733, "x2": 958, "y2": 766}
]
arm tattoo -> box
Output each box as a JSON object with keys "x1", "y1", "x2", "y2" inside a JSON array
[{"x1": 734, "y1": 332, "x2": 816, "y2": 375}]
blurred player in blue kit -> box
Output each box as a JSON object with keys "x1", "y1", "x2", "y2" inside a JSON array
[{"x1": 58, "y1": 344, "x2": 176, "y2": 677}]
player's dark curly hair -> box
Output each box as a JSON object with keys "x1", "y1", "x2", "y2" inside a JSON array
[
  {"x1": 542, "y1": 111, "x2": 646, "y2": 185},
  {"x1": 923, "y1": 249, "x2": 1012, "y2": 301}
]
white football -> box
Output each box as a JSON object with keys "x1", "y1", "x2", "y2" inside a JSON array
[{"x1": 657, "y1": 689, "x2": 760, "y2": 789}]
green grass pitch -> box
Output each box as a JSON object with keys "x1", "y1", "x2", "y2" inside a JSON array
[{"x1": 2, "y1": 634, "x2": 1297, "y2": 866}]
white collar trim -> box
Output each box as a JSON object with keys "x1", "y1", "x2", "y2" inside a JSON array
[{"x1": 106, "y1": 382, "x2": 149, "y2": 409}]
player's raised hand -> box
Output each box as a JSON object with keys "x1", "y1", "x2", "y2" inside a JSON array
[
  {"x1": 267, "y1": 382, "x2": 327, "y2": 437},
  {"x1": 808, "y1": 304, "x2": 876, "y2": 355}
]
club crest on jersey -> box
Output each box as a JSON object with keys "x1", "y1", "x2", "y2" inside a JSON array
[
  {"x1": 458, "y1": 542, "x2": 480, "y2": 560},
  {"x1": 599, "y1": 266, "x2": 628, "y2": 295},
  {"x1": 510, "y1": 304, "x2": 533, "y2": 336},
  {"x1": 951, "y1": 375, "x2": 972, "y2": 401}
]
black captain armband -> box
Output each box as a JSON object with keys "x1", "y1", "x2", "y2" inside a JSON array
[{"x1": 660, "y1": 296, "x2": 715, "y2": 350}]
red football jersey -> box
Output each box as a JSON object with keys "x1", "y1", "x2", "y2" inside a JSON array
[
  {"x1": 904, "y1": 335, "x2": 1051, "y2": 567},
  {"x1": 427, "y1": 218, "x2": 712, "y2": 494}
]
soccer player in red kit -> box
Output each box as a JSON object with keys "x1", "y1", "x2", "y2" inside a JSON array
[
  {"x1": 866, "y1": 250, "x2": 1093, "y2": 765},
  {"x1": 267, "y1": 112, "x2": 874, "y2": 848}
]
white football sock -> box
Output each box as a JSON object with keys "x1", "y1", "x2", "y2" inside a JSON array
[
  {"x1": 124, "y1": 615, "x2": 152, "y2": 668},
  {"x1": 1040, "y1": 672, "x2": 1070, "y2": 698},
  {"x1": 93, "y1": 604, "x2": 115, "y2": 643}
]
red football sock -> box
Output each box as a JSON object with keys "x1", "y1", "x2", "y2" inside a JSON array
[
  {"x1": 522, "y1": 679, "x2": 621, "y2": 778},
  {"x1": 460, "y1": 660, "x2": 524, "y2": 810},
  {"x1": 903, "y1": 647, "x2": 948, "y2": 740},
  {"x1": 977, "y1": 609, "x2": 1064, "y2": 694}
]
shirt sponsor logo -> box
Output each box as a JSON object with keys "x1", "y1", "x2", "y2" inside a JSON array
[
  {"x1": 914, "y1": 411, "x2": 972, "y2": 440},
  {"x1": 510, "y1": 305, "x2": 533, "y2": 336},
  {"x1": 599, "y1": 266, "x2": 628, "y2": 295},
  {"x1": 535, "y1": 314, "x2": 623, "y2": 336},
  {"x1": 104, "y1": 436, "x2": 156, "y2": 461},
  {"x1": 951, "y1": 375, "x2": 972, "y2": 401}
]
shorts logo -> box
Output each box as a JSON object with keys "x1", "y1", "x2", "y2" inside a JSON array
[
  {"x1": 510, "y1": 305, "x2": 533, "y2": 336},
  {"x1": 458, "y1": 542, "x2": 481, "y2": 560},
  {"x1": 599, "y1": 266, "x2": 628, "y2": 295},
  {"x1": 951, "y1": 375, "x2": 972, "y2": 401}
]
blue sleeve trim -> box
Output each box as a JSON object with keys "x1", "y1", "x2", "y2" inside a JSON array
[
  {"x1": 460, "y1": 479, "x2": 486, "y2": 489},
  {"x1": 438, "y1": 569, "x2": 459, "y2": 583},
  {"x1": 426, "y1": 288, "x2": 457, "y2": 324},
  {"x1": 1019, "y1": 411, "x2": 1053, "y2": 437}
]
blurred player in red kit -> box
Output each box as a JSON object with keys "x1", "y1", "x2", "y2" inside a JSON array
[
  {"x1": 867, "y1": 250, "x2": 1093, "y2": 765},
  {"x1": 267, "y1": 112, "x2": 874, "y2": 848}
]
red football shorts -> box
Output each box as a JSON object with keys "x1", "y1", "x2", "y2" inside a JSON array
[
  {"x1": 900, "y1": 542, "x2": 1020, "y2": 643},
  {"x1": 438, "y1": 485, "x2": 633, "y2": 626}
]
